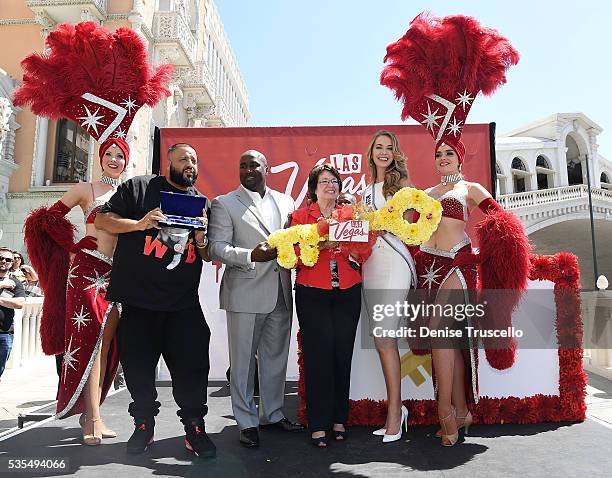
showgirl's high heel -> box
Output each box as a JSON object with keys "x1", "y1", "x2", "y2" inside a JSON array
[
  {"x1": 439, "y1": 408, "x2": 458, "y2": 447},
  {"x1": 457, "y1": 410, "x2": 472, "y2": 435},
  {"x1": 435, "y1": 409, "x2": 472, "y2": 437},
  {"x1": 382, "y1": 405, "x2": 409, "y2": 443},
  {"x1": 436, "y1": 410, "x2": 473, "y2": 438},
  {"x1": 82, "y1": 417, "x2": 102, "y2": 446},
  {"x1": 80, "y1": 413, "x2": 117, "y2": 439},
  {"x1": 372, "y1": 427, "x2": 386, "y2": 436}
]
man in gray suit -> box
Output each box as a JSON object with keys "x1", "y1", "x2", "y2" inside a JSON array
[{"x1": 208, "y1": 150, "x2": 303, "y2": 448}]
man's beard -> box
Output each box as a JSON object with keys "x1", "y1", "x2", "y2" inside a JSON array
[{"x1": 170, "y1": 165, "x2": 198, "y2": 187}]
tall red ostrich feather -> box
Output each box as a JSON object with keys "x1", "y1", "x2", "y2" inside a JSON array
[
  {"x1": 13, "y1": 21, "x2": 173, "y2": 142},
  {"x1": 380, "y1": 13, "x2": 519, "y2": 162}
]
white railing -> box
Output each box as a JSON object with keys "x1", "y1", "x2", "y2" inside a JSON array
[
  {"x1": 499, "y1": 185, "x2": 612, "y2": 210},
  {"x1": 5, "y1": 298, "x2": 44, "y2": 370}
]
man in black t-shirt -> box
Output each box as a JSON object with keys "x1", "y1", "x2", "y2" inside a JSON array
[
  {"x1": 0, "y1": 247, "x2": 26, "y2": 379},
  {"x1": 96, "y1": 143, "x2": 215, "y2": 458}
]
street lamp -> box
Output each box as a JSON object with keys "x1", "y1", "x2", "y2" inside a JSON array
[{"x1": 584, "y1": 153, "x2": 599, "y2": 287}]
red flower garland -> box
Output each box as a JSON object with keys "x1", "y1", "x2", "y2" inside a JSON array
[{"x1": 297, "y1": 253, "x2": 586, "y2": 426}]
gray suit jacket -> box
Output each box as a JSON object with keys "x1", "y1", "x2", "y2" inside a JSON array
[{"x1": 208, "y1": 186, "x2": 295, "y2": 314}]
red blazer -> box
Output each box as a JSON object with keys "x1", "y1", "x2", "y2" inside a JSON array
[{"x1": 291, "y1": 202, "x2": 370, "y2": 290}]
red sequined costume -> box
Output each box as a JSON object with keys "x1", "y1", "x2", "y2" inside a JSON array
[
  {"x1": 57, "y1": 205, "x2": 119, "y2": 418},
  {"x1": 381, "y1": 13, "x2": 531, "y2": 402},
  {"x1": 23, "y1": 139, "x2": 129, "y2": 418},
  {"x1": 16, "y1": 21, "x2": 172, "y2": 418}
]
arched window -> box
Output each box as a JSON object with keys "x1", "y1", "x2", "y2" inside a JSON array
[
  {"x1": 511, "y1": 157, "x2": 528, "y2": 193},
  {"x1": 536, "y1": 155, "x2": 553, "y2": 190},
  {"x1": 511, "y1": 157, "x2": 527, "y2": 171},
  {"x1": 53, "y1": 119, "x2": 91, "y2": 183},
  {"x1": 536, "y1": 155, "x2": 551, "y2": 169}
]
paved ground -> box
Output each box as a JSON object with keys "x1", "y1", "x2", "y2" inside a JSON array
[
  {"x1": 1, "y1": 360, "x2": 612, "y2": 477},
  {"x1": 0, "y1": 356, "x2": 58, "y2": 434}
]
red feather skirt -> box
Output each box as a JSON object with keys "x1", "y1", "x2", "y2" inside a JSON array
[
  {"x1": 413, "y1": 241, "x2": 480, "y2": 403},
  {"x1": 56, "y1": 249, "x2": 119, "y2": 418}
]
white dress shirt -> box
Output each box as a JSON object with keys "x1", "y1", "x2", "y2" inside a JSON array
[{"x1": 241, "y1": 185, "x2": 281, "y2": 265}]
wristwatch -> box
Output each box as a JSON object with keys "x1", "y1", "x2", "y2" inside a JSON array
[{"x1": 195, "y1": 236, "x2": 209, "y2": 249}]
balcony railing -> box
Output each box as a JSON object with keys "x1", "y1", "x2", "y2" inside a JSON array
[
  {"x1": 182, "y1": 61, "x2": 216, "y2": 101},
  {"x1": 153, "y1": 9, "x2": 196, "y2": 68},
  {"x1": 26, "y1": 0, "x2": 107, "y2": 23},
  {"x1": 499, "y1": 185, "x2": 612, "y2": 210}
]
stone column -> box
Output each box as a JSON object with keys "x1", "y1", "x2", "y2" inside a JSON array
[
  {"x1": 30, "y1": 116, "x2": 49, "y2": 187},
  {"x1": 588, "y1": 131, "x2": 601, "y2": 188}
]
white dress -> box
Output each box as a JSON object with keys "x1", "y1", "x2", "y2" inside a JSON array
[{"x1": 362, "y1": 182, "x2": 414, "y2": 333}]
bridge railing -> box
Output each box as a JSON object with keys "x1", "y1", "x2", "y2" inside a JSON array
[{"x1": 499, "y1": 184, "x2": 612, "y2": 210}]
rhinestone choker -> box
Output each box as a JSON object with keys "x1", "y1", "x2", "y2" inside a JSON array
[
  {"x1": 441, "y1": 173, "x2": 463, "y2": 186},
  {"x1": 100, "y1": 174, "x2": 121, "y2": 188}
]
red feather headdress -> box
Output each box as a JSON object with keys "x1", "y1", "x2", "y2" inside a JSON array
[
  {"x1": 380, "y1": 13, "x2": 519, "y2": 163},
  {"x1": 13, "y1": 21, "x2": 173, "y2": 142}
]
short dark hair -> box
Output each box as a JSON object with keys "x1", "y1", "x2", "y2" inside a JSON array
[
  {"x1": 307, "y1": 164, "x2": 342, "y2": 203},
  {"x1": 168, "y1": 143, "x2": 196, "y2": 156},
  {"x1": 0, "y1": 247, "x2": 14, "y2": 256}
]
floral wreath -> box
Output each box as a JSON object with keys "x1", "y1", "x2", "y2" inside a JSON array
[{"x1": 268, "y1": 187, "x2": 442, "y2": 269}]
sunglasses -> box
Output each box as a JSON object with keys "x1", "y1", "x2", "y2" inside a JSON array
[{"x1": 0, "y1": 257, "x2": 14, "y2": 263}]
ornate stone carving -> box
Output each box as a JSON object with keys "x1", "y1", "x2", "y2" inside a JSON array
[
  {"x1": 33, "y1": 10, "x2": 55, "y2": 37},
  {"x1": 80, "y1": 7, "x2": 96, "y2": 22},
  {"x1": 152, "y1": 8, "x2": 196, "y2": 67},
  {"x1": 0, "y1": 98, "x2": 11, "y2": 142}
]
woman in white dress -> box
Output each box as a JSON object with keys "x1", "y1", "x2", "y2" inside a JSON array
[{"x1": 361, "y1": 131, "x2": 416, "y2": 443}]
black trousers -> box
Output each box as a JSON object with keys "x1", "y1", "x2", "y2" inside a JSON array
[
  {"x1": 118, "y1": 304, "x2": 211, "y2": 422},
  {"x1": 295, "y1": 284, "x2": 361, "y2": 431}
]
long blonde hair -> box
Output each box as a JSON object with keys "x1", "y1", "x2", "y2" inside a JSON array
[{"x1": 366, "y1": 130, "x2": 411, "y2": 198}]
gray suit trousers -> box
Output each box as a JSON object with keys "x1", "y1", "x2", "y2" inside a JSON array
[{"x1": 226, "y1": 281, "x2": 292, "y2": 430}]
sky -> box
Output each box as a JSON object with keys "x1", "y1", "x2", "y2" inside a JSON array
[{"x1": 215, "y1": 0, "x2": 612, "y2": 158}]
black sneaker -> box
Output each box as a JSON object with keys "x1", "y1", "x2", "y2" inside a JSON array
[
  {"x1": 127, "y1": 418, "x2": 154, "y2": 454},
  {"x1": 184, "y1": 418, "x2": 216, "y2": 458}
]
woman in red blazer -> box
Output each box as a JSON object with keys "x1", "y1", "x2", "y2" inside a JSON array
[{"x1": 291, "y1": 164, "x2": 370, "y2": 448}]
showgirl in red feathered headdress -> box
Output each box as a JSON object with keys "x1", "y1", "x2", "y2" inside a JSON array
[
  {"x1": 15, "y1": 21, "x2": 172, "y2": 444},
  {"x1": 381, "y1": 13, "x2": 531, "y2": 446}
]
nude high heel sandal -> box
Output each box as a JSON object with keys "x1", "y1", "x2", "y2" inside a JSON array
[
  {"x1": 457, "y1": 410, "x2": 472, "y2": 435},
  {"x1": 435, "y1": 409, "x2": 473, "y2": 437},
  {"x1": 439, "y1": 409, "x2": 458, "y2": 447},
  {"x1": 80, "y1": 413, "x2": 117, "y2": 439},
  {"x1": 82, "y1": 417, "x2": 102, "y2": 446}
]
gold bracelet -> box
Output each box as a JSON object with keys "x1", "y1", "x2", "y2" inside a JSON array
[{"x1": 195, "y1": 238, "x2": 208, "y2": 249}]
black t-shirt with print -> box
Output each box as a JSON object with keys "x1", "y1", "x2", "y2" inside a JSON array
[
  {"x1": 0, "y1": 273, "x2": 26, "y2": 332},
  {"x1": 101, "y1": 175, "x2": 208, "y2": 311}
]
